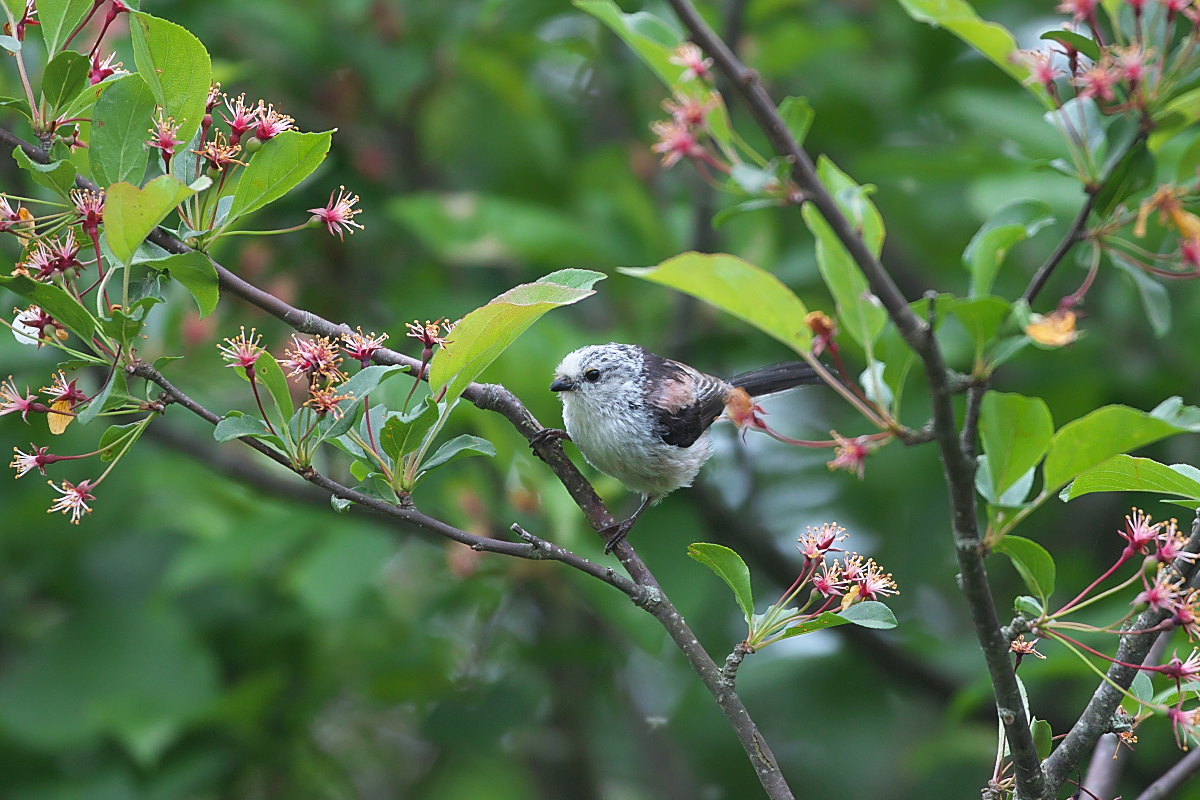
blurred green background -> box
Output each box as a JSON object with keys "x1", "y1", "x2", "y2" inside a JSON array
[{"x1": 2, "y1": 0, "x2": 1200, "y2": 797}]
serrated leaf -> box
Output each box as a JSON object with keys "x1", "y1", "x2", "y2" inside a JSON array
[
  {"x1": 38, "y1": 0, "x2": 93, "y2": 54},
  {"x1": 1061, "y1": 454, "x2": 1200, "y2": 501},
  {"x1": 105, "y1": 175, "x2": 210, "y2": 264},
  {"x1": 620, "y1": 252, "x2": 811, "y2": 353},
  {"x1": 129, "y1": 11, "x2": 212, "y2": 145},
  {"x1": 687, "y1": 542, "x2": 754, "y2": 623},
  {"x1": 227, "y1": 130, "x2": 333, "y2": 222},
  {"x1": 1043, "y1": 405, "x2": 1188, "y2": 494},
  {"x1": 963, "y1": 199, "x2": 1054, "y2": 297},
  {"x1": 994, "y1": 535, "x2": 1056, "y2": 604},
  {"x1": 41, "y1": 50, "x2": 89, "y2": 112},
  {"x1": 429, "y1": 270, "x2": 604, "y2": 407},
  {"x1": 140, "y1": 251, "x2": 219, "y2": 317},
  {"x1": 838, "y1": 601, "x2": 898, "y2": 629},
  {"x1": 89, "y1": 73, "x2": 156, "y2": 188},
  {"x1": 419, "y1": 434, "x2": 496, "y2": 473},
  {"x1": 979, "y1": 391, "x2": 1054, "y2": 498}
]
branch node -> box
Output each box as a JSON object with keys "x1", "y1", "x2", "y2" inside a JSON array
[{"x1": 632, "y1": 585, "x2": 663, "y2": 611}]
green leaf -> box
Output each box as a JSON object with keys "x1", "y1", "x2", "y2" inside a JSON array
[
  {"x1": 76, "y1": 369, "x2": 121, "y2": 426},
  {"x1": 420, "y1": 434, "x2": 496, "y2": 473},
  {"x1": 1032, "y1": 718, "x2": 1054, "y2": 761},
  {"x1": 687, "y1": 543, "x2": 754, "y2": 623},
  {"x1": 963, "y1": 200, "x2": 1054, "y2": 297},
  {"x1": 620, "y1": 252, "x2": 812, "y2": 353},
  {"x1": 379, "y1": 399, "x2": 439, "y2": 463},
  {"x1": 99, "y1": 422, "x2": 139, "y2": 461},
  {"x1": 252, "y1": 351, "x2": 294, "y2": 425},
  {"x1": 1039, "y1": 30, "x2": 1101, "y2": 62},
  {"x1": 0, "y1": 274, "x2": 95, "y2": 341},
  {"x1": 105, "y1": 175, "x2": 209, "y2": 264},
  {"x1": 1093, "y1": 140, "x2": 1155, "y2": 217},
  {"x1": 0, "y1": 95, "x2": 32, "y2": 121},
  {"x1": 0, "y1": 34, "x2": 21, "y2": 53},
  {"x1": 773, "y1": 610, "x2": 853, "y2": 639},
  {"x1": 838, "y1": 601, "x2": 898, "y2": 629},
  {"x1": 1043, "y1": 405, "x2": 1187, "y2": 494},
  {"x1": 38, "y1": 0, "x2": 93, "y2": 54},
  {"x1": 778, "y1": 96, "x2": 814, "y2": 146},
  {"x1": 946, "y1": 296, "x2": 1012, "y2": 359},
  {"x1": 1014, "y1": 595, "x2": 1044, "y2": 617},
  {"x1": 129, "y1": 11, "x2": 212, "y2": 145},
  {"x1": 896, "y1": 0, "x2": 1048, "y2": 106},
  {"x1": 227, "y1": 130, "x2": 333, "y2": 222},
  {"x1": 89, "y1": 73, "x2": 156, "y2": 188},
  {"x1": 979, "y1": 392, "x2": 1054, "y2": 498},
  {"x1": 1110, "y1": 250, "x2": 1170, "y2": 338},
  {"x1": 1130, "y1": 671, "x2": 1155, "y2": 703},
  {"x1": 213, "y1": 414, "x2": 272, "y2": 442},
  {"x1": 994, "y1": 535, "x2": 1056, "y2": 604},
  {"x1": 429, "y1": 269, "x2": 604, "y2": 407},
  {"x1": 12, "y1": 146, "x2": 77, "y2": 197},
  {"x1": 1061, "y1": 454, "x2": 1200, "y2": 502},
  {"x1": 41, "y1": 50, "x2": 89, "y2": 112},
  {"x1": 574, "y1": 0, "x2": 681, "y2": 86},
  {"x1": 320, "y1": 365, "x2": 410, "y2": 440},
  {"x1": 140, "y1": 251, "x2": 219, "y2": 317}
]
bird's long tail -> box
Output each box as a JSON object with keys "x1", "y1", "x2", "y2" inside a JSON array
[{"x1": 728, "y1": 362, "x2": 822, "y2": 398}]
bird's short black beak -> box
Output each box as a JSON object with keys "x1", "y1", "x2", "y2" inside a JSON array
[{"x1": 550, "y1": 377, "x2": 574, "y2": 392}]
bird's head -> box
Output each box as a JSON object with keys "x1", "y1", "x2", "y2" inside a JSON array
[{"x1": 550, "y1": 343, "x2": 645, "y2": 406}]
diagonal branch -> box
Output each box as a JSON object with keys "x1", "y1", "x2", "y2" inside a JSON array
[{"x1": 656, "y1": 3, "x2": 1046, "y2": 795}]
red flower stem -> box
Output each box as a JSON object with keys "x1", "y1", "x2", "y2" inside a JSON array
[
  {"x1": 247, "y1": 370, "x2": 278, "y2": 436},
  {"x1": 1046, "y1": 629, "x2": 1150, "y2": 670},
  {"x1": 1052, "y1": 551, "x2": 1134, "y2": 617},
  {"x1": 64, "y1": 0, "x2": 104, "y2": 50}
]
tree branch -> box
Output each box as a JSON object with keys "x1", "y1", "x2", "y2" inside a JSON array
[
  {"x1": 1134, "y1": 746, "x2": 1200, "y2": 800},
  {"x1": 659, "y1": 4, "x2": 1045, "y2": 794}
]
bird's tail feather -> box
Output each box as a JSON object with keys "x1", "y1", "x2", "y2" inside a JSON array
[{"x1": 728, "y1": 362, "x2": 822, "y2": 398}]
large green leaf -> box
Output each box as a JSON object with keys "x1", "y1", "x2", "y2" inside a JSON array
[
  {"x1": 89, "y1": 73, "x2": 156, "y2": 188},
  {"x1": 129, "y1": 11, "x2": 212, "y2": 144},
  {"x1": 620, "y1": 252, "x2": 812, "y2": 353},
  {"x1": 420, "y1": 434, "x2": 496, "y2": 474},
  {"x1": 41, "y1": 50, "x2": 89, "y2": 112},
  {"x1": 1062, "y1": 455, "x2": 1200, "y2": 502},
  {"x1": 1043, "y1": 406, "x2": 1188, "y2": 494},
  {"x1": 227, "y1": 130, "x2": 333, "y2": 222},
  {"x1": 896, "y1": 0, "x2": 1048, "y2": 106},
  {"x1": 574, "y1": 0, "x2": 680, "y2": 86},
  {"x1": 687, "y1": 542, "x2": 754, "y2": 623},
  {"x1": 429, "y1": 269, "x2": 605, "y2": 407},
  {"x1": 979, "y1": 392, "x2": 1054, "y2": 498},
  {"x1": 139, "y1": 251, "x2": 219, "y2": 317},
  {"x1": 105, "y1": 175, "x2": 210, "y2": 264},
  {"x1": 994, "y1": 535, "x2": 1056, "y2": 605},
  {"x1": 38, "y1": 0, "x2": 93, "y2": 54},
  {"x1": 963, "y1": 199, "x2": 1054, "y2": 297},
  {"x1": 13, "y1": 146, "x2": 76, "y2": 197}
]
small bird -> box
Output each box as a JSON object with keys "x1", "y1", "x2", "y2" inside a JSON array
[{"x1": 548, "y1": 343, "x2": 823, "y2": 551}]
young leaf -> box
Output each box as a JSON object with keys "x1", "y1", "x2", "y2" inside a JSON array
[
  {"x1": 429, "y1": 269, "x2": 605, "y2": 407},
  {"x1": 896, "y1": 0, "x2": 1048, "y2": 106},
  {"x1": 140, "y1": 251, "x2": 219, "y2": 317},
  {"x1": 1061, "y1": 455, "x2": 1200, "y2": 502},
  {"x1": 227, "y1": 130, "x2": 334, "y2": 222},
  {"x1": 213, "y1": 414, "x2": 273, "y2": 443},
  {"x1": 1042, "y1": 406, "x2": 1187, "y2": 494},
  {"x1": 129, "y1": 11, "x2": 212, "y2": 144},
  {"x1": 778, "y1": 96, "x2": 814, "y2": 146},
  {"x1": 1031, "y1": 718, "x2": 1054, "y2": 761},
  {"x1": 89, "y1": 73, "x2": 156, "y2": 188},
  {"x1": 979, "y1": 392, "x2": 1054, "y2": 498},
  {"x1": 105, "y1": 175, "x2": 210, "y2": 264},
  {"x1": 252, "y1": 351, "x2": 294, "y2": 424},
  {"x1": 75, "y1": 370, "x2": 122, "y2": 427},
  {"x1": 380, "y1": 399, "x2": 439, "y2": 462},
  {"x1": 573, "y1": 0, "x2": 681, "y2": 86},
  {"x1": 99, "y1": 422, "x2": 140, "y2": 461},
  {"x1": 0, "y1": 275, "x2": 95, "y2": 341},
  {"x1": 620, "y1": 252, "x2": 812, "y2": 353},
  {"x1": 994, "y1": 535, "x2": 1056, "y2": 604},
  {"x1": 419, "y1": 434, "x2": 497, "y2": 473},
  {"x1": 320, "y1": 365, "x2": 410, "y2": 440},
  {"x1": 838, "y1": 601, "x2": 898, "y2": 629},
  {"x1": 773, "y1": 610, "x2": 852, "y2": 639},
  {"x1": 12, "y1": 147, "x2": 77, "y2": 197},
  {"x1": 41, "y1": 50, "x2": 89, "y2": 112},
  {"x1": 38, "y1": 0, "x2": 93, "y2": 54},
  {"x1": 962, "y1": 199, "x2": 1054, "y2": 297},
  {"x1": 1110, "y1": 251, "x2": 1170, "y2": 338},
  {"x1": 687, "y1": 542, "x2": 754, "y2": 623}
]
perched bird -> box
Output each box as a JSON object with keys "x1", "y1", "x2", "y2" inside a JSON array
[{"x1": 548, "y1": 343, "x2": 823, "y2": 551}]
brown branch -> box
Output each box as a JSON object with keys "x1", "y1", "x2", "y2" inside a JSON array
[{"x1": 659, "y1": 3, "x2": 1045, "y2": 795}]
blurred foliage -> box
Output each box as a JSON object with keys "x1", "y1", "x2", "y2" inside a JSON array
[{"x1": 2, "y1": 0, "x2": 1200, "y2": 798}]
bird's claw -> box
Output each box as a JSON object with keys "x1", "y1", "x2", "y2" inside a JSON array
[
  {"x1": 601, "y1": 519, "x2": 634, "y2": 554},
  {"x1": 530, "y1": 427, "x2": 570, "y2": 451}
]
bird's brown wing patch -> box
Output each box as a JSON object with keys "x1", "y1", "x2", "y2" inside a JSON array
[{"x1": 643, "y1": 352, "x2": 729, "y2": 447}]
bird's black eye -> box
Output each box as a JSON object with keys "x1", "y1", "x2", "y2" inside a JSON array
[{"x1": 584, "y1": 368, "x2": 601, "y2": 383}]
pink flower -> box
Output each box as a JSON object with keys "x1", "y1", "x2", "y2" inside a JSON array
[
  {"x1": 1160, "y1": 649, "x2": 1200, "y2": 681},
  {"x1": 148, "y1": 113, "x2": 184, "y2": 166},
  {"x1": 850, "y1": 556, "x2": 899, "y2": 601},
  {"x1": 0, "y1": 376, "x2": 40, "y2": 422},
  {"x1": 221, "y1": 94, "x2": 259, "y2": 145},
  {"x1": 1168, "y1": 706, "x2": 1200, "y2": 750},
  {"x1": 1058, "y1": 0, "x2": 1099, "y2": 21},
  {"x1": 650, "y1": 119, "x2": 705, "y2": 168},
  {"x1": 217, "y1": 327, "x2": 264, "y2": 372},
  {"x1": 797, "y1": 522, "x2": 847, "y2": 559},
  {"x1": 254, "y1": 103, "x2": 294, "y2": 141},
  {"x1": 1136, "y1": 565, "x2": 1185, "y2": 612},
  {"x1": 70, "y1": 189, "x2": 105, "y2": 240},
  {"x1": 89, "y1": 52, "x2": 124, "y2": 85},
  {"x1": 10, "y1": 444, "x2": 53, "y2": 477},
  {"x1": 47, "y1": 478, "x2": 96, "y2": 524},
  {"x1": 662, "y1": 90, "x2": 717, "y2": 128},
  {"x1": 1158, "y1": 519, "x2": 1198, "y2": 563},
  {"x1": 308, "y1": 186, "x2": 364, "y2": 240},
  {"x1": 341, "y1": 327, "x2": 389, "y2": 368},
  {"x1": 827, "y1": 431, "x2": 872, "y2": 479},
  {"x1": 669, "y1": 43, "x2": 713, "y2": 82},
  {"x1": 281, "y1": 335, "x2": 345, "y2": 383},
  {"x1": 812, "y1": 560, "x2": 845, "y2": 598},
  {"x1": 1121, "y1": 508, "x2": 1163, "y2": 556},
  {"x1": 1075, "y1": 65, "x2": 1121, "y2": 102}
]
